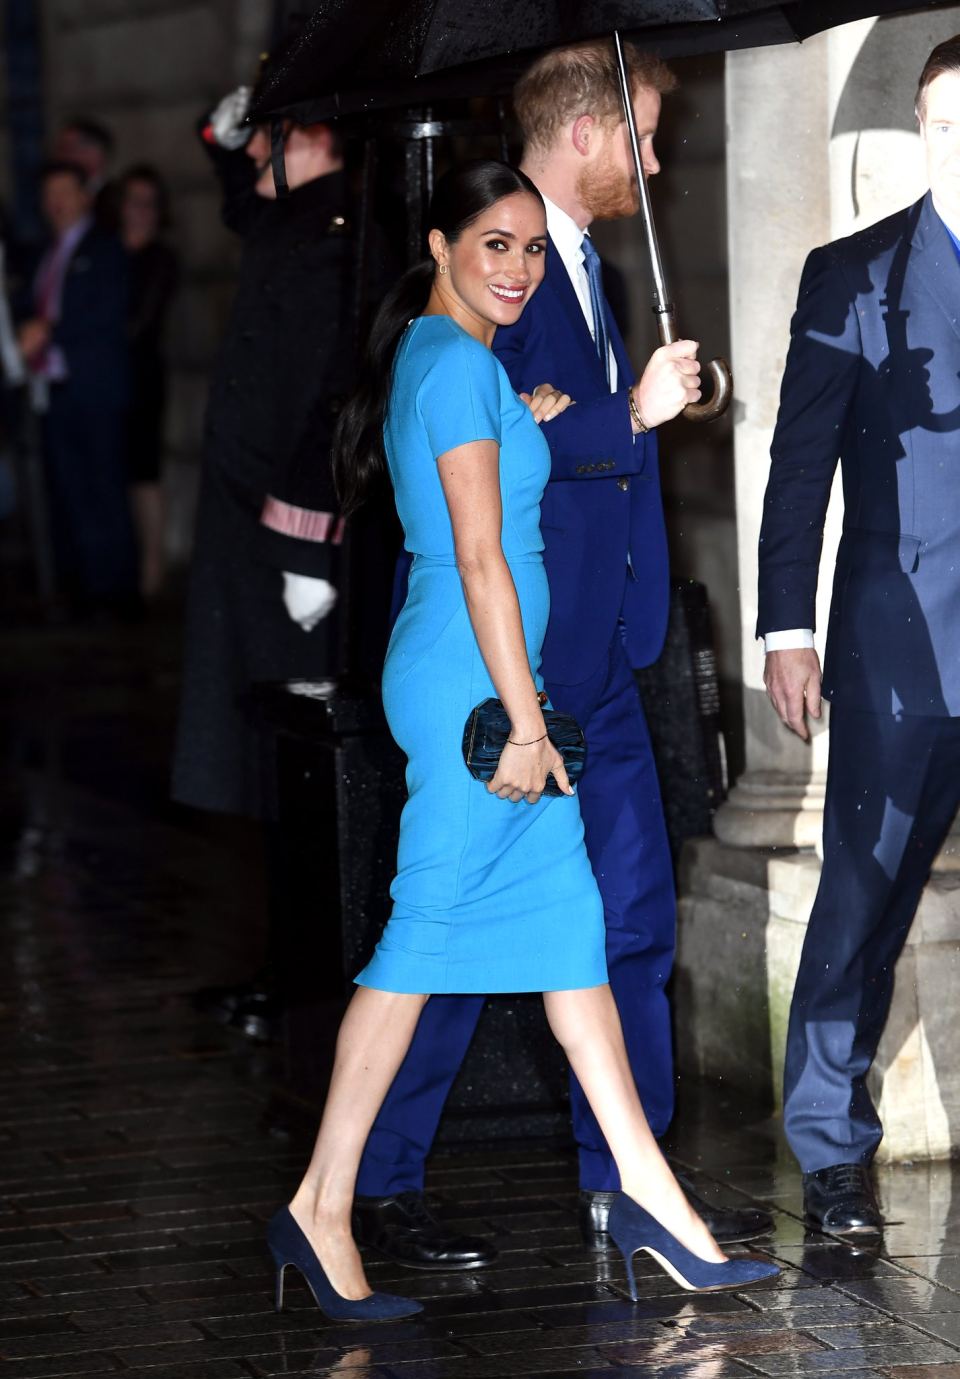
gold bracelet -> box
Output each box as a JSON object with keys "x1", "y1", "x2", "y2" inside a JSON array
[
  {"x1": 628, "y1": 391, "x2": 650, "y2": 433},
  {"x1": 507, "y1": 732, "x2": 547, "y2": 747}
]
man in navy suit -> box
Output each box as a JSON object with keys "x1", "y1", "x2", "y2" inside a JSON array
[
  {"x1": 759, "y1": 36, "x2": 960, "y2": 1236},
  {"x1": 350, "y1": 39, "x2": 773, "y2": 1271},
  {"x1": 18, "y1": 161, "x2": 136, "y2": 609}
]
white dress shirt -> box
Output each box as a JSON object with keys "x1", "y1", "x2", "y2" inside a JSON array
[
  {"x1": 32, "y1": 214, "x2": 92, "y2": 382},
  {"x1": 763, "y1": 628, "x2": 816, "y2": 653},
  {"x1": 543, "y1": 196, "x2": 618, "y2": 393}
]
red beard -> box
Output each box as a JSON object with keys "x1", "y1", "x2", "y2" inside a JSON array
[{"x1": 576, "y1": 150, "x2": 639, "y2": 221}]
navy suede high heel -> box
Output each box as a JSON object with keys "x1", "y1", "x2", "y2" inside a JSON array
[
  {"x1": 268, "y1": 1206, "x2": 423, "y2": 1321},
  {"x1": 608, "y1": 1193, "x2": 780, "y2": 1297}
]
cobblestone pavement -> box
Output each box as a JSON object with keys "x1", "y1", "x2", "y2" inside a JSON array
[{"x1": 1, "y1": 613, "x2": 959, "y2": 1378}]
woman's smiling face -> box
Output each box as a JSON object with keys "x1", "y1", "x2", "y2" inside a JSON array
[{"x1": 429, "y1": 191, "x2": 548, "y2": 337}]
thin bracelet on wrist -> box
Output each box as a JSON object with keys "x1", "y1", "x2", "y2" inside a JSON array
[
  {"x1": 508, "y1": 732, "x2": 547, "y2": 747},
  {"x1": 628, "y1": 390, "x2": 650, "y2": 433}
]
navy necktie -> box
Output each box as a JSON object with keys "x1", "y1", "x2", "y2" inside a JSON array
[{"x1": 581, "y1": 233, "x2": 611, "y2": 389}]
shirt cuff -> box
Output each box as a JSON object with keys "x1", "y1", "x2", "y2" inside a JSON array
[{"x1": 763, "y1": 628, "x2": 815, "y2": 654}]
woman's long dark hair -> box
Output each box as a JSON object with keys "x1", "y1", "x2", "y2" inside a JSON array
[{"x1": 332, "y1": 159, "x2": 543, "y2": 517}]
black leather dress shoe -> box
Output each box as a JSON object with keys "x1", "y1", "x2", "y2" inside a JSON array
[
  {"x1": 353, "y1": 1191, "x2": 497, "y2": 1271},
  {"x1": 579, "y1": 1183, "x2": 774, "y2": 1251},
  {"x1": 677, "y1": 1177, "x2": 775, "y2": 1244},
  {"x1": 195, "y1": 973, "x2": 274, "y2": 1023},
  {"x1": 194, "y1": 976, "x2": 282, "y2": 1043},
  {"x1": 803, "y1": 1163, "x2": 882, "y2": 1236},
  {"x1": 579, "y1": 1189, "x2": 619, "y2": 1250},
  {"x1": 194, "y1": 981, "x2": 251, "y2": 1024},
  {"x1": 229, "y1": 989, "x2": 283, "y2": 1044}
]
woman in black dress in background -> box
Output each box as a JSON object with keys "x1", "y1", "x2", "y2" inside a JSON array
[{"x1": 118, "y1": 165, "x2": 179, "y2": 598}]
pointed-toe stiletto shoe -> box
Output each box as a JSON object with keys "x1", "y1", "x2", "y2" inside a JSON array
[
  {"x1": 608, "y1": 1193, "x2": 781, "y2": 1297},
  {"x1": 268, "y1": 1206, "x2": 424, "y2": 1321}
]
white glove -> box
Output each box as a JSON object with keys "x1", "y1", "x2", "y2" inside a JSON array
[
  {"x1": 209, "y1": 86, "x2": 253, "y2": 150},
  {"x1": 282, "y1": 573, "x2": 338, "y2": 632}
]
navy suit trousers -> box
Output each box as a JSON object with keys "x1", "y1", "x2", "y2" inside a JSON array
[
  {"x1": 784, "y1": 702, "x2": 960, "y2": 1172},
  {"x1": 356, "y1": 619, "x2": 676, "y2": 1196}
]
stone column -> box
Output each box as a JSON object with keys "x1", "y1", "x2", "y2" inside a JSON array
[
  {"x1": 675, "y1": 8, "x2": 960, "y2": 1161},
  {"x1": 713, "y1": 31, "x2": 834, "y2": 852}
]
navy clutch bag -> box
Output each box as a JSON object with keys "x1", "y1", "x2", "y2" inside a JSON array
[{"x1": 461, "y1": 697, "x2": 587, "y2": 796}]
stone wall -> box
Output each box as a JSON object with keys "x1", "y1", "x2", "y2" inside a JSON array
[{"x1": 32, "y1": 0, "x2": 273, "y2": 562}]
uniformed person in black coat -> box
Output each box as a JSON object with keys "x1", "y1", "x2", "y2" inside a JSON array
[{"x1": 172, "y1": 89, "x2": 358, "y2": 826}]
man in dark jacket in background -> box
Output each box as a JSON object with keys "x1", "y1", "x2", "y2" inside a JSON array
[
  {"x1": 54, "y1": 119, "x2": 119, "y2": 229},
  {"x1": 172, "y1": 78, "x2": 371, "y2": 1033},
  {"x1": 17, "y1": 160, "x2": 136, "y2": 610}
]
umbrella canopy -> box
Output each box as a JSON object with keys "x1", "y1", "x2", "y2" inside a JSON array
[
  {"x1": 251, "y1": 0, "x2": 955, "y2": 123},
  {"x1": 250, "y1": 0, "x2": 956, "y2": 425}
]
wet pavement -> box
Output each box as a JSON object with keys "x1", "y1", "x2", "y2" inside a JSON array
[{"x1": 2, "y1": 610, "x2": 960, "y2": 1377}]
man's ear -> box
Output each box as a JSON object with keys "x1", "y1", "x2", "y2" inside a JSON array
[{"x1": 571, "y1": 114, "x2": 596, "y2": 157}]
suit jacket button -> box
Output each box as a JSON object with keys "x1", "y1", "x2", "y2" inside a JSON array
[
  {"x1": 618, "y1": 476, "x2": 630, "y2": 491},
  {"x1": 586, "y1": 464, "x2": 595, "y2": 473},
  {"x1": 576, "y1": 464, "x2": 585, "y2": 474}
]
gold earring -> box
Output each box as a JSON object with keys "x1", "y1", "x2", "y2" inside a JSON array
[{"x1": 439, "y1": 264, "x2": 448, "y2": 274}]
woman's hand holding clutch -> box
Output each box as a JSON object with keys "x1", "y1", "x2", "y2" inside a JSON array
[
  {"x1": 488, "y1": 735, "x2": 573, "y2": 805},
  {"x1": 519, "y1": 383, "x2": 574, "y2": 424}
]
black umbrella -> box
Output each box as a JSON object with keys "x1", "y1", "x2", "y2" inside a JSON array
[
  {"x1": 253, "y1": 0, "x2": 954, "y2": 122},
  {"x1": 252, "y1": 0, "x2": 956, "y2": 421}
]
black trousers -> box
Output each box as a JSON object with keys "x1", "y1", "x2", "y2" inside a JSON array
[
  {"x1": 783, "y1": 701, "x2": 960, "y2": 1171},
  {"x1": 43, "y1": 386, "x2": 137, "y2": 598}
]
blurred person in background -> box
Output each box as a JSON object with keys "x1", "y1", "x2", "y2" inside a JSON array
[
  {"x1": 118, "y1": 165, "x2": 179, "y2": 599},
  {"x1": 0, "y1": 203, "x2": 24, "y2": 532},
  {"x1": 16, "y1": 161, "x2": 136, "y2": 616},
  {"x1": 172, "y1": 62, "x2": 375, "y2": 1037},
  {"x1": 54, "y1": 118, "x2": 119, "y2": 229}
]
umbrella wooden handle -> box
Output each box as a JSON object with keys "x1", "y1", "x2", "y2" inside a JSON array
[
  {"x1": 656, "y1": 310, "x2": 732, "y2": 423},
  {"x1": 684, "y1": 356, "x2": 733, "y2": 423}
]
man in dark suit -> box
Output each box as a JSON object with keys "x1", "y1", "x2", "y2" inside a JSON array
[
  {"x1": 173, "y1": 58, "x2": 398, "y2": 1044},
  {"x1": 758, "y1": 35, "x2": 960, "y2": 1236},
  {"x1": 54, "y1": 119, "x2": 119, "y2": 229},
  {"x1": 350, "y1": 40, "x2": 773, "y2": 1271},
  {"x1": 18, "y1": 160, "x2": 136, "y2": 609},
  {"x1": 173, "y1": 99, "x2": 352, "y2": 829}
]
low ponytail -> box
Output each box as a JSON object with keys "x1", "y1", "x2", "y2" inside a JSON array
[
  {"x1": 333, "y1": 159, "x2": 543, "y2": 517},
  {"x1": 332, "y1": 260, "x2": 433, "y2": 517}
]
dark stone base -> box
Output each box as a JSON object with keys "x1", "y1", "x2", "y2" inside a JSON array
[{"x1": 439, "y1": 992, "x2": 570, "y2": 1144}]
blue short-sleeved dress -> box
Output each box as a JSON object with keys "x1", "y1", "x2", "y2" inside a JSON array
[{"x1": 355, "y1": 315, "x2": 607, "y2": 994}]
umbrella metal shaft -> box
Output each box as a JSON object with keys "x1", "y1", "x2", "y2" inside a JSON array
[
  {"x1": 613, "y1": 30, "x2": 672, "y2": 332},
  {"x1": 611, "y1": 29, "x2": 732, "y2": 420}
]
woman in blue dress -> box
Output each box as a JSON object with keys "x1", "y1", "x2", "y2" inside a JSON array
[{"x1": 267, "y1": 162, "x2": 777, "y2": 1319}]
